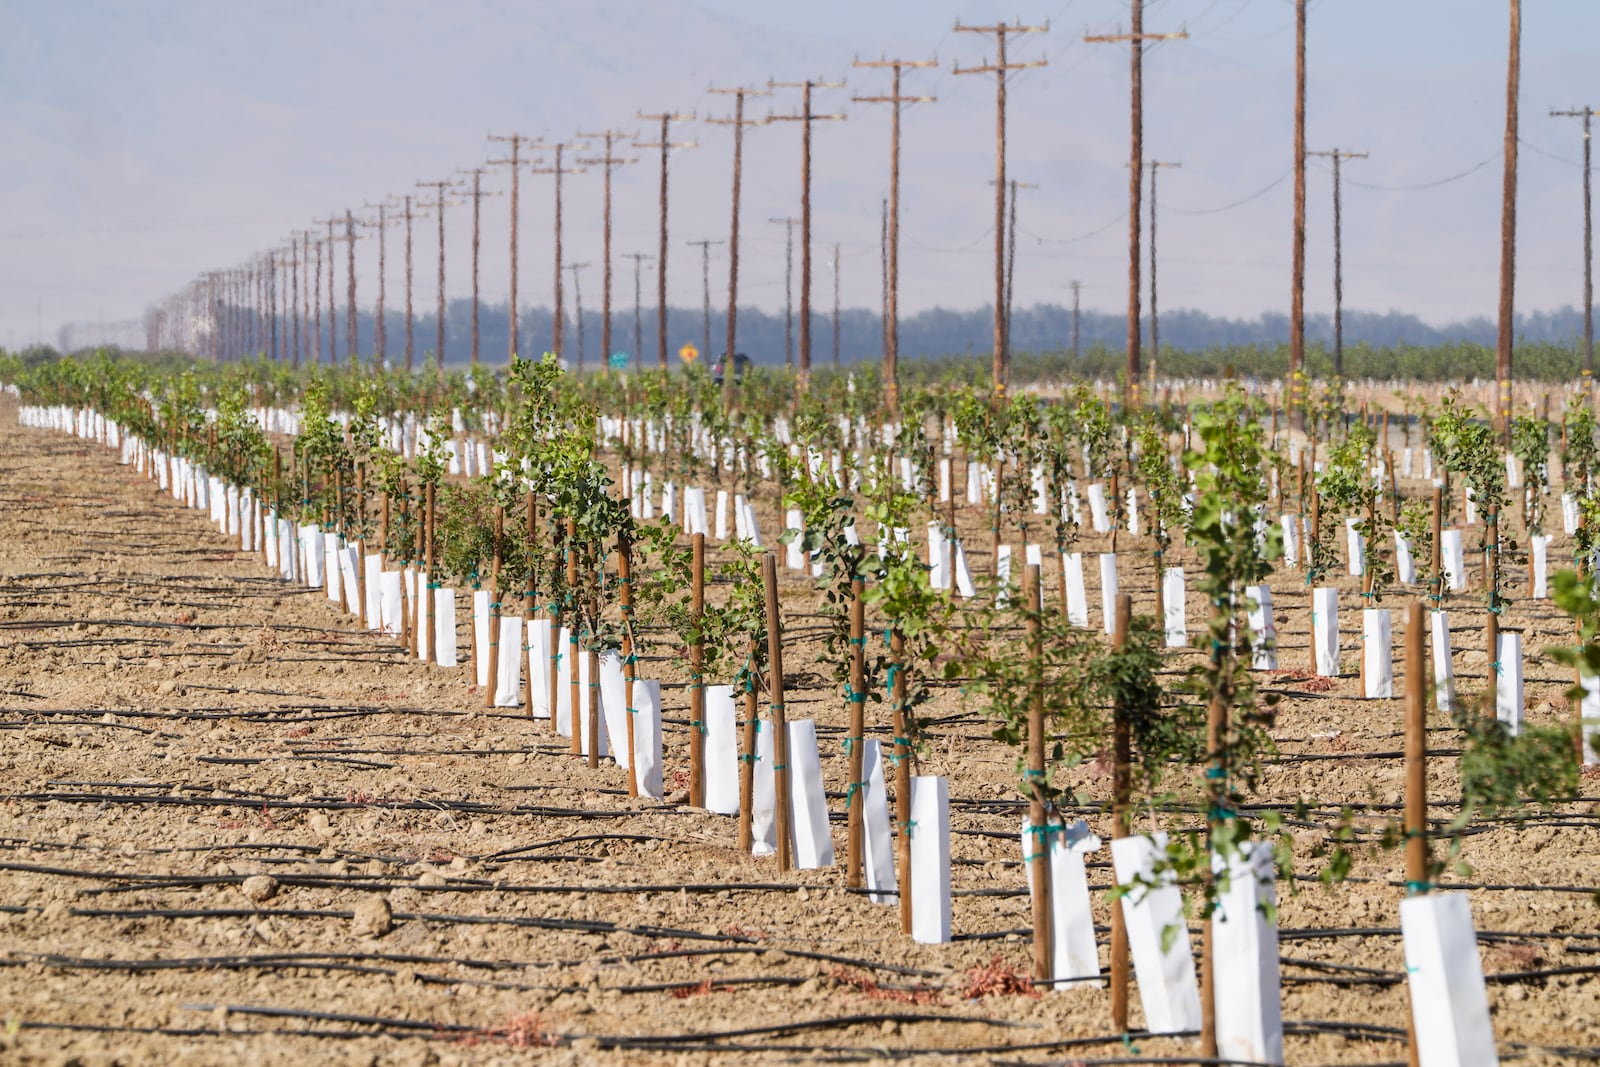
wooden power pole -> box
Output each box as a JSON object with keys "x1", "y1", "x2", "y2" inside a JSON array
[
  {"x1": 706, "y1": 86, "x2": 769, "y2": 410},
  {"x1": 1497, "y1": 0, "x2": 1521, "y2": 439},
  {"x1": 635, "y1": 113, "x2": 696, "y2": 369},
  {"x1": 768, "y1": 78, "x2": 846, "y2": 395},
  {"x1": 456, "y1": 166, "x2": 500, "y2": 366},
  {"x1": 832, "y1": 241, "x2": 842, "y2": 368},
  {"x1": 623, "y1": 252, "x2": 653, "y2": 369},
  {"x1": 1309, "y1": 149, "x2": 1368, "y2": 379},
  {"x1": 345, "y1": 209, "x2": 358, "y2": 366},
  {"x1": 1292, "y1": 0, "x2": 1308, "y2": 429},
  {"x1": 1087, "y1": 3, "x2": 1186, "y2": 409},
  {"x1": 531, "y1": 142, "x2": 588, "y2": 362},
  {"x1": 768, "y1": 215, "x2": 799, "y2": 370},
  {"x1": 687, "y1": 239, "x2": 722, "y2": 364},
  {"x1": 955, "y1": 20, "x2": 1048, "y2": 402},
  {"x1": 361, "y1": 203, "x2": 394, "y2": 370},
  {"x1": 566, "y1": 261, "x2": 591, "y2": 368},
  {"x1": 487, "y1": 132, "x2": 540, "y2": 362},
  {"x1": 416, "y1": 179, "x2": 460, "y2": 371},
  {"x1": 578, "y1": 130, "x2": 638, "y2": 372},
  {"x1": 1551, "y1": 106, "x2": 1598, "y2": 387},
  {"x1": 1147, "y1": 160, "x2": 1180, "y2": 383},
  {"x1": 854, "y1": 56, "x2": 936, "y2": 415}
]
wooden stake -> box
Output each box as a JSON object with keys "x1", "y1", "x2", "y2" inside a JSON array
[
  {"x1": 568, "y1": 519, "x2": 581, "y2": 756},
  {"x1": 524, "y1": 492, "x2": 538, "y2": 718},
  {"x1": 424, "y1": 482, "x2": 436, "y2": 664},
  {"x1": 1404, "y1": 598, "x2": 1429, "y2": 1067},
  {"x1": 738, "y1": 636, "x2": 758, "y2": 854},
  {"x1": 619, "y1": 526, "x2": 639, "y2": 796},
  {"x1": 587, "y1": 645, "x2": 602, "y2": 770},
  {"x1": 1110, "y1": 592, "x2": 1133, "y2": 1032},
  {"x1": 892, "y1": 627, "x2": 912, "y2": 934},
  {"x1": 1025, "y1": 564, "x2": 1052, "y2": 984},
  {"x1": 761, "y1": 552, "x2": 793, "y2": 872},
  {"x1": 485, "y1": 505, "x2": 503, "y2": 709},
  {"x1": 846, "y1": 571, "x2": 866, "y2": 889},
  {"x1": 689, "y1": 532, "x2": 707, "y2": 808}
]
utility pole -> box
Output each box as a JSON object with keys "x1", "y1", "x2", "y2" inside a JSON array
[
  {"x1": 687, "y1": 239, "x2": 722, "y2": 362},
  {"x1": 266, "y1": 251, "x2": 278, "y2": 362},
  {"x1": 363, "y1": 203, "x2": 391, "y2": 370},
  {"x1": 417, "y1": 179, "x2": 459, "y2": 371},
  {"x1": 345, "y1": 209, "x2": 358, "y2": 366},
  {"x1": 567, "y1": 262, "x2": 590, "y2": 369},
  {"x1": 1497, "y1": 0, "x2": 1521, "y2": 438},
  {"x1": 706, "y1": 86, "x2": 769, "y2": 410},
  {"x1": 1309, "y1": 150, "x2": 1367, "y2": 379},
  {"x1": 636, "y1": 113, "x2": 696, "y2": 369},
  {"x1": 1147, "y1": 161, "x2": 1181, "y2": 382},
  {"x1": 1551, "y1": 107, "x2": 1598, "y2": 386},
  {"x1": 531, "y1": 142, "x2": 588, "y2": 361},
  {"x1": 312, "y1": 236, "x2": 323, "y2": 365},
  {"x1": 1292, "y1": 0, "x2": 1308, "y2": 429},
  {"x1": 623, "y1": 252, "x2": 653, "y2": 369},
  {"x1": 768, "y1": 216, "x2": 799, "y2": 368},
  {"x1": 457, "y1": 167, "x2": 499, "y2": 366},
  {"x1": 880, "y1": 198, "x2": 889, "y2": 360},
  {"x1": 400, "y1": 195, "x2": 416, "y2": 371},
  {"x1": 290, "y1": 236, "x2": 301, "y2": 368},
  {"x1": 1087, "y1": 4, "x2": 1187, "y2": 409},
  {"x1": 854, "y1": 56, "x2": 936, "y2": 414},
  {"x1": 995, "y1": 178, "x2": 1038, "y2": 354},
  {"x1": 768, "y1": 78, "x2": 846, "y2": 394},
  {"x1": 488, "y1": 132, "x2": 539, "y2": 362},
  {"x1": 300, "y1": 232, "x2": 311, "y2": 367},
  {"x1": 955, "y1": 20, "x2": 1048, "y2": 401},
  {"x1": 832, "y1": 241, "x2": 842, "y2": 367},
  {"x1": 578, "y1": 130, "x2": 638, "y2": 373},
  {"x1": 1070, "y1": 280, "x2": 1082, "y2": 359},
  {"x1": 323, "y1": 217, "x2": 338, "y2": 366}
]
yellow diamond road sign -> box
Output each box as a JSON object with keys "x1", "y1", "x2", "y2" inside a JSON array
[{"x1": 679, "y1": 342, "x2": 699, "y2": 363}]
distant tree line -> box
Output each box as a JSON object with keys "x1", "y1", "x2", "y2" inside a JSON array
[{"x1": 192, "y1": 298, "x2": 1600, "y2": 372}]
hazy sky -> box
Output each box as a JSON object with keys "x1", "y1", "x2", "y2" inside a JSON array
[{"x1": 5, "y1": 0, "x2": 1600, "y2": 351}]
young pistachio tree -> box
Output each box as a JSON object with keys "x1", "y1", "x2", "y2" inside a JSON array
[
  {"x1": 1431, "y1": 392, "x2": 1512, "y2": 622},
  {"x1": 211, "y1": 386, "x2": 271, "y2": 508},
  {"x1": 1510, "y1": 414, "x2": 1550, "y2": 539},
  {"x1": 1319, "y1": 422, "x2": 1393, "y2": 603},
  {"x1": 1134, "y1": 415, "x2": 1186, "y2": 618},
  {"x1": 1163, "y1": 386, "x2": 1288, "y2": 915},
  {"x1": 1563, "y1": 400, "x2": 1598, "y2": 502}
]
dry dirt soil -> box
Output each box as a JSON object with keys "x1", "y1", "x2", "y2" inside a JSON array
[{"x1": 1, "y1": 396, "x2": 1597, "y2": 1066}]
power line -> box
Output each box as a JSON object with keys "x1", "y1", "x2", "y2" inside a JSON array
[
  {"x1": 1167, "y1": 169, "x2": 1293, "y2": 215},
  {"x1": 1341, "y1": 150, "x2": 1500, "y2": 191}
]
